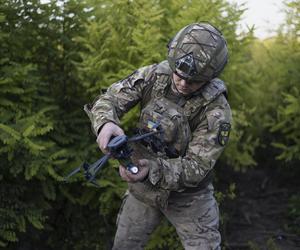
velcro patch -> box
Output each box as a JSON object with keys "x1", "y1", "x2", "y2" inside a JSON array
[{"x1": 218, "y1": 122, "x2": 231, "y2": 146}]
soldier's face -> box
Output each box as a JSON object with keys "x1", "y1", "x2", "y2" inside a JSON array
[{"x1": 172, "y1": 72, "x2": 203, "y2": 95}]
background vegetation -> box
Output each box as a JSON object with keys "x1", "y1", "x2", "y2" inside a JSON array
[{"x1": 0, "y1": 0, "x2": 299, "y2": 249}]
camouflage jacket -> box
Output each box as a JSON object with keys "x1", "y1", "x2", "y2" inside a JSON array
[{"x1": 84, "y1": 61, "x2": 232, "y2": 192}]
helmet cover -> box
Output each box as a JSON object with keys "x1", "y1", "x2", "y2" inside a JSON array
[{"x1": 167, "y1": 23, "x2": 228, "y2": 82}]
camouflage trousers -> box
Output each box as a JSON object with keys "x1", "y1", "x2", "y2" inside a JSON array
[{"x1": 112, "y1": 184, "x2": 221, "y2": 250}]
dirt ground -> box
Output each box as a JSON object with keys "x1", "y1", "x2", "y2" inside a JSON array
[{"x1": 218, "y1": 165, "x2": 300, "y2": 250}]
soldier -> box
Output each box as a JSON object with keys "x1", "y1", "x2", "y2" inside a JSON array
[{"x1": 84, "y1": 22, "x2": 232, "y2": 250}]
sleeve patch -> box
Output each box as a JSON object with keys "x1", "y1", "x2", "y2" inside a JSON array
[{"x1": 218, "y1": 122, "x2": 231, "y2": 146}]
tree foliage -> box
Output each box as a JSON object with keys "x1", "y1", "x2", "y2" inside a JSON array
[
  {"x1": 0, "y1": 0, "x2": 104, "y2": 248},
  {"x1": 269, "y1": 0, "x2": 300, "y2": 162},
  {"x1": 241, "y1": 0, "x2": 300, "y2": 165}
]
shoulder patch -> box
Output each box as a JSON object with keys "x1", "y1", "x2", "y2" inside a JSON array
[{"x1": 218, "y1": 122, "x2": 231, "y2": 146}]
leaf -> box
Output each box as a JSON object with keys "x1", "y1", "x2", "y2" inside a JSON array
[
  {"x1": 79, "y1": 189, "x2": 96, "y2": 205},
  {"x1": 25, "y1": 163, "x2": 40, "y2": 180},
  {"x1": 99, "y1": 179, "x2": 117, "y2": 188},
  {"x1": 24, "y1": 137, "x2": 46, "y2": 152},
  {"x1": 0, "y1": 240, "x2": 7, "y2": 247},
  {"x1": 23, "y1": 124, "x2": 35, "y2": 137},
  {"x1": 0, "y1": 230, "x2": 17, "y2": 242},
  {"x1": 16, "y1": 216, "x2": 26, "y2": 233},
  {"x1": 0, "y1": 99, "x2": 14, "y2": 107},
  {"x1": 0, "y1": 124, "x2": 21, "y2": 140},
  {"x1": 42, "y1": 181, "x2": 56, "y2": 200},
  {"x1": 26, "y1": 214, "x2": 44, "y2": 230}
]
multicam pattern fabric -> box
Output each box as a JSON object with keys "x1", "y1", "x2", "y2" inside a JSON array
[
  {"x1": 138, "y1": 96, "x2": 191, "y2": 157},
  {"x1": 84, "y1": 60, "x2": 232, "y2": 196},
  {"x1": 85, "y1": 60, "x2": 231, "y2": 249},
  {"x1": 113, "y1": 184, "x2": 221, "y2": 250},
  {"x1": 167, "y1": 23, "x2": 228, "y2": 82},
  {"x1": 84, "y1": 64, "x2": 157, "y2": 135}
]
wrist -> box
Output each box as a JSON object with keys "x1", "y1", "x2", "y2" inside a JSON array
[{"x1": 96, "y1": 121, "x2": 116, "y2": 136}]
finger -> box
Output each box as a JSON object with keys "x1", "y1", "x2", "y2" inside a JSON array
[
  {"x1": 102, "y1": 127, "x2": 124, "y2": 150},
  {"x1": 125, "y1": 167, "x2": 148, "y2": 182},
  {"x1": 97, "y1": 124, "x2": 124, "y2": 152},
  {"x1": 100, "y1": 135, "x2": 110, "y2": 152},
  {"x1": 138, "y1": 159, "x2": 149, "y2": 168},
  {"x1": 124, "y1": 170, "x2": 137, "y2": 182},
  {"x1": 96, "y1": 133, "x2": 109, "y2": 153},
  {"x1": 113, "y1": 126, "x2": 125, "y2": 136},
  {"x1": 119, "y1": 166, "x2": 128, "y2": 181},
  {"x1": 119, "y1": 166, "x2": 132, "y2": 182}
]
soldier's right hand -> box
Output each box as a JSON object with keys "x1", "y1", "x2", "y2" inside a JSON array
[{"x1": 96, "y1": 122, "x2": 124, "y2": 154}]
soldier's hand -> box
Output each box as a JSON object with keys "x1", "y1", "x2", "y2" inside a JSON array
[
  {"x1": 119, "y1": 159, "x2": 149, "y2": 183},
  {"x1": 96, "y1": 122, "x2": 124, "y2": 154}
]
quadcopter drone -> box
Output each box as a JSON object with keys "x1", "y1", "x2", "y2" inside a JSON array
[{"x1": 64, "y1": 126, "x2": 163, "y2": 187}]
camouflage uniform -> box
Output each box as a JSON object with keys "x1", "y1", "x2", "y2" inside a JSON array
[{"x1": 84, "y1": 60, "x2": 231, "y2": 249}]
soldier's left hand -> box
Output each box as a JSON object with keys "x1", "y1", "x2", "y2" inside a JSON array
[{"x1": 119, "y1": 159, "x2": 149, "y2": 182}]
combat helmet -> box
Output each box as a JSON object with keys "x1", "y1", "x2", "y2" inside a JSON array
[{"x1": 167, "y1": 22, "x2": 228, "y2": 83}]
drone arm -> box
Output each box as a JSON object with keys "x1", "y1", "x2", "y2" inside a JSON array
[
  {"x1": 64, "y1": 166, "x2": 81, "y2": 181},
  {"x1": 86, "y1": 154, "x2": 111, "y2": 181}
]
